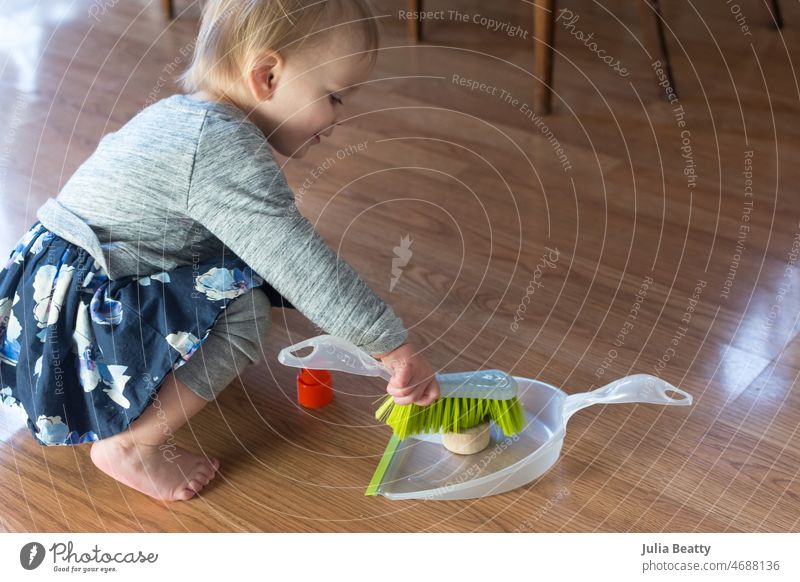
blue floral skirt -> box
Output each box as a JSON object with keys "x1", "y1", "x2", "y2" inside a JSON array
[{"x1": 0, "y1": 221, "x2": 293, "y2": 446}]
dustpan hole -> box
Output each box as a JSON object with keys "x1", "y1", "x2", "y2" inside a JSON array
[
  {"x1": 664, "y1": 389, "x2": 687, "y2": 401},
  {"x1": 290, "y1": 346, "x2": 315, "y2": 358}
]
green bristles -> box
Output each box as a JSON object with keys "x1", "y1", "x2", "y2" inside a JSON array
[{"x1": 375, "y1": 394, "x2": 525, "y2": 440}]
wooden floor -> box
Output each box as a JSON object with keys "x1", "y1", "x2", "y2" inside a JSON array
[{"x1": 1, "y1": 0, "x2": 798, "y2": 532}]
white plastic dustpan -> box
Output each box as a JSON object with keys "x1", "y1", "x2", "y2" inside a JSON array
[{"x1": 278, "y1": 335, "x2": 693, "y2": 501}]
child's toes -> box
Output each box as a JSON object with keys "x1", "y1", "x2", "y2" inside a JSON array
[
  {"x1": 186, "y1": 478, "x2": 205, "y2": 493},
  {"x1": 192, "y1": 466, "x2": 213, "y2": 484},
  {"x1": 175, "y1": 487, "x2": 196, "y2": 501}
]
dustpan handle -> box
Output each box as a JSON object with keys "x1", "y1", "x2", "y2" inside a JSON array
[
  {"x1": 562, "y1": 373, "x2": 692, "y2": 424},
  {"x1": 278, "y1": 334, "x2": 394, "y2": 381}
]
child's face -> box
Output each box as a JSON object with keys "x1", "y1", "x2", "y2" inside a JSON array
[{"x1": 244, "y1": 35, "x2": 372, "y2": 158}]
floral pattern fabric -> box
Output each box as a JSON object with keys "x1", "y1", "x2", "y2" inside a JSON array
[{"x1": 0, "y1": 221, "x2": 286, "y2": 446}]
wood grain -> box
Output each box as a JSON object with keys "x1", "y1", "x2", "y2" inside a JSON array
[{"x1": 0, "y1": 0, "x2": 798, "y2": 532}]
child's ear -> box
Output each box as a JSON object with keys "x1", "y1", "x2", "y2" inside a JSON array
[{"x1": 246, "y1": 50, "x2": 283, "y2": 102}]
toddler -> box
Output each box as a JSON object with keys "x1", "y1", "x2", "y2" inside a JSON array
[{"x1": 0, "y1": 0, "x2": 439, "y2": 502}]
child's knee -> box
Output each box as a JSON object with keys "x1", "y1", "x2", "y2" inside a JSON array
[
  {"x1": 245, "y1": 287, "x2": 272, "y2": 354},
  {"x1": 172, "y1": 288, "x2": 272, "y2": 401},
  {"x1": 218, "y1": 287, "x2": 272, "y2": 363}
]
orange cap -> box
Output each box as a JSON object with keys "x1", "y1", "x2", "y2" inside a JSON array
[{"x1": 297, "y1": 368, "x2": 333, "y2": 408}]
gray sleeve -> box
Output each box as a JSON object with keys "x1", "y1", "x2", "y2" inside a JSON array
[{"x1": 186, "y1": 114, "x2": 408, "y2": 356}]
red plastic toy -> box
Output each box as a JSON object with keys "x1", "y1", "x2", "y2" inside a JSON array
[{"x1": 297, "y1": 368, "x2": 333, "y2": 408}]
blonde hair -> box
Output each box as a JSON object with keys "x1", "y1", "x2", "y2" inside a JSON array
[{"x1": 178, "y1": 0, "x2": 381, "y2": 95}]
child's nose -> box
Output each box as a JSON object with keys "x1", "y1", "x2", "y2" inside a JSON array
[{"x1": 322, "y1": 122, "x2": 340, "y2": 137}]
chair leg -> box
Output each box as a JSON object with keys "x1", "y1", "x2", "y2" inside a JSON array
[
  {"x1": 162, "y1": 0, "x2": 174, "y2": 20},
  {"x1": 638, "y1": 0, "x2": 677, "y2": 100},
  {"x1": 408, "y1": 0, "x2": 422, "y2": 42},
  {"x1": 533, "y1": 0, "x2": 555, "y2": 115},
  {"x1": 767, "y1": 0, "x2": 783, "y2": 29}
]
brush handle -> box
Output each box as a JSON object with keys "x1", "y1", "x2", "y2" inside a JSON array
[
  {"x1": 278, "y1": 334, "x2": 519, "y2": 399},
  {"x1": 434, "y1": 370, "x2": 518, "y2": 400}
]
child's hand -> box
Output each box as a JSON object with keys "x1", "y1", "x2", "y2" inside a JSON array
[{"x1": 375, "y1": 342, "x2": 440, "y2": 406}]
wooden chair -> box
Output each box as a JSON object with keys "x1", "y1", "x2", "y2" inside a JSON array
[
  {"x1": 769, "y1": 0, "x2": 784, "y2": 29},
  {"x1": 162, "y1": 0, "x2": 174, "y2": 20},
  {"x1": 532, "y1": 0, "x2": 690, "y2": 114},
  {"x1": 406, "y1": 0, "x2": 785, "y2": 115},
  {"x1": 404, "y1": 0, "x2": 673, "y2": 115}
]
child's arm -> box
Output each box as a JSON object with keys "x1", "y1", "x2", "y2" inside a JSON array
[{"x1": 186, "y1": 117, "x2": 406, "y2": 357}]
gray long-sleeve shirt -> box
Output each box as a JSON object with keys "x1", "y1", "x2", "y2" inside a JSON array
[{"x1": 36, "y1": 93, "x2": 407, "y2": 356}]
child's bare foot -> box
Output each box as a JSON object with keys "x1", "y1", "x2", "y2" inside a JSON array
[{"x1": 90, "y1": 435, "x2": 220, "y2": 501}]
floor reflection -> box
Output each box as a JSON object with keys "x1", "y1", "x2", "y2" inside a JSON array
[{"x1": 0, "y1": 1, "x2": 78, "y2": 93}]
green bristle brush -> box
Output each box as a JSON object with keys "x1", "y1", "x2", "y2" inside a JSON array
[
  {"x1": 276, "y1": 334, "x2": 526, "y2": 444},
  {"x1": 374, "y1": 369, "x2": 525, "y2": 440}
]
